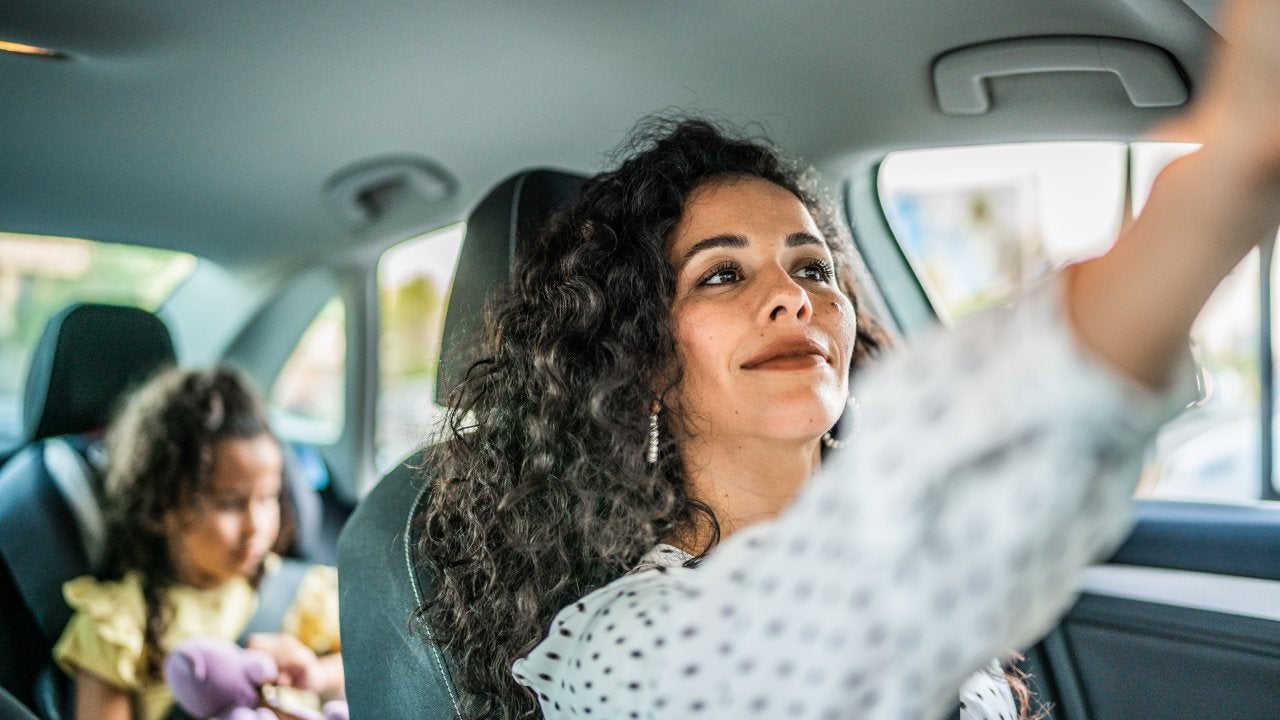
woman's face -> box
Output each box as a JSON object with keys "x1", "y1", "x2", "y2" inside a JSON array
[
  {"x1": 666, "y1": 176, "x2": 856, "y2": 445},
  {"x1": 165, "y1": 433, "x2": 283, "y2": 589}
]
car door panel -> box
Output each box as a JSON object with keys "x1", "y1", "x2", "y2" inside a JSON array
[{"x1": 1025, "y1": 500, "x2": 1280, "y2": 719}]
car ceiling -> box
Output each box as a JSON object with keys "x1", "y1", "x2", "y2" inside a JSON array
[{"x1": 0, "y1": 1, "x2": 1217, "y2": 273}]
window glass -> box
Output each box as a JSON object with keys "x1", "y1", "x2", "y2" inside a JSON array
[
  {"x1": 376, "y1": 224, "x2": 465, "y2": 471},
  {"x1": 269, "y1": 297, "x2": 346, "y2": 445},
  {"x1": 879, "y1": 143, "x2": 1126, "y2": 321},
  {"x1": 1130, "y1": 143, "x2": 1262, "y2": 501},
  {"x1": 879, "y1": 142, "x2": 1266, "y2": 503},
  {"x1": 1146, "y1": 249, "x2": 1259, "y2": 501},
  {"x1": 0, "y1": 232, "x2": 196, "y2": 441}
]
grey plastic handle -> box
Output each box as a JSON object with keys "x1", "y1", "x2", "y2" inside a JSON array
[{"x1": 933, "y1": 36, "x2": 1187, "y2": 115}]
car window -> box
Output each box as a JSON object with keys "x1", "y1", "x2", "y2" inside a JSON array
[
  {"x1": 879, "y1": 142, "x2": 1269, "y2": 502},
  {"x1": 268, "y1": 296, "x2": 346, "y2": 445},
  {"x1": 880, "y1": 142, "x2": 1127, "y2": 320},
  {"x1": 376, "y1": 224, "x2": 465, "y2": 471},
  {"x1": 0, "y1": 232, "x2": 196, "y2": 442}
]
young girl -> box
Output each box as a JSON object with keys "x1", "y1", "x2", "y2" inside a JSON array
[{"x1": 53, "y1": 367, "x2": 343, "y2": 720}]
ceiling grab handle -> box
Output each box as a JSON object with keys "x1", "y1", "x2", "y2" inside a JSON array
[{"x1": 933, "y1": 36, "x2": 1188, "y2": 115}]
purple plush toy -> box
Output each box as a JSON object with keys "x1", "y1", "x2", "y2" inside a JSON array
[{"x1": 164, "y1": 637, "x2": 348, "y2": 720}]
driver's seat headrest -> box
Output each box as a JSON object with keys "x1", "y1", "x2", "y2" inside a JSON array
[
  {"x1": 435, "y1": 169, "x2": 585, "y2": 403},
  {"x1": 23, "y1": 303, "x2": 177, "y2": 441}
]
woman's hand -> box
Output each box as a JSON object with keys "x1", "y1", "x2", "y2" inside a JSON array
[
  {"x1": 1181, "y1": 0, "x2": 1280, "y2": 192},
  {"x1": 1066, "y1": 0, "x2": 1280, "y2": 390}
]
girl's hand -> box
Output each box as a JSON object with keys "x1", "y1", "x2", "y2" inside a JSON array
[
  {"x1": 246, "y1": 633, "x2": 323, "y2": 690},
  {"x1": 247, "y1": 633, "x2": 346, "y2": 700}
]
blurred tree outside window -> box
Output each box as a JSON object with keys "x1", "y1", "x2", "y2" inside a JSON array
[
  {"x1": 376, "y1": 224, "x2": 464, "y2": 471},
  {"x1": 269, "y1": 297, "x2": 346, "y2": 445},
  {"x1": 0, "y1": 232, "x2": 196, "y2": 441},
  {"x1": 879, "y1": 142, "x2": 1265, "y2": 503}
]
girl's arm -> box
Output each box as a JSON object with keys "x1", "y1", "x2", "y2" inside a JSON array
[{"x1": 74, "y1": 670, "x2": 131, "y2": 720}]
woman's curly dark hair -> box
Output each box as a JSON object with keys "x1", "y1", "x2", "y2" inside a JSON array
[
  {"x1": 416, "y1": 117, "x2": 891, "y2": 719},
  {"x1": 102, "y1": 365, "x2": 295, "y2": 679}
]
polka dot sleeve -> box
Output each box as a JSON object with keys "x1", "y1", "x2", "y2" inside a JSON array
[{"x1": 514, "y1": 277, "x2": 1194, "y2": 719}]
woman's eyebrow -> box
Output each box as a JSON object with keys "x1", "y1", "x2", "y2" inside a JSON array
[
  {"x1": 787, "y1": 231, "x2": 823, "y2": 248},
  {"x1": 679, "y1": 231, "x2": 826, "y2": 270},
  {"x1": 681, "y1": 233, "x2": 748, "y2": 265}
]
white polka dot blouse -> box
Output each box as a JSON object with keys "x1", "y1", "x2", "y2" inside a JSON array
[{"x1": 513, "y1": 278, "x2": 1194, "y2": 719}]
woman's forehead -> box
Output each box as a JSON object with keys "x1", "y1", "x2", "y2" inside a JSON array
[{"x1": 671, "y1": 177, "x2": 825, "y2": 256}]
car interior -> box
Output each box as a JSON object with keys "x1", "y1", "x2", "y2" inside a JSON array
[{"x1": 2, "y1": 1, "x2": 1279, "y2": 719}]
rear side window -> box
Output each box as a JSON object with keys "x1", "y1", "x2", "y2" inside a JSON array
[
  {"x1": 878, "y1": 142, "x2": 1267, "y2": 503},
  {"x1": 0, "y1": 233, "x2": 196, "y2": 442},
  {"x1": 268, "y1": 296, "x2": 346, "y2": 445},
  {"x1": 375, "y1": 224, "x2": 465, "y2": 471}
]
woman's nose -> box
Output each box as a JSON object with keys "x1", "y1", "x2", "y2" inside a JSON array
[{"x1": 760, "y1": 268, "x2": 813, "y2": 323}]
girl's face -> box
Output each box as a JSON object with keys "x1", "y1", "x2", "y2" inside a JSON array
[
  {"x1": 667, "y1": 176, "x2": 856, "y2": 445},
  {"x1": 165, "y1": 433, "x2": 283, "y2": 589}
]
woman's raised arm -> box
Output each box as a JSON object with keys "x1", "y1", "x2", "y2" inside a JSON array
[{"x1": 1067, "y1": 0, "x2": 1280, "y2": 390}]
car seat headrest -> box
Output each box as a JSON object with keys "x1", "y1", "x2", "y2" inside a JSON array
[
  {"x1": 435, "y1": 168, "x2": 585, "y2": 404},
  {"x1": 23, "y1": 303, "x2": 177, "y2": 441}
]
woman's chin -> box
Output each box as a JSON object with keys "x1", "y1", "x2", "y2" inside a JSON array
[
  {"x1": 734, "y1": 420, "x2": 837, "y2": 446},
  {"x1": 747, "y1": 403, "x2": 844, "y2": 442}
]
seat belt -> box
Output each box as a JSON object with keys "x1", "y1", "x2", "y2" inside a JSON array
[
  {"x1": 238, "y1": 557, "x2": 311, "y2": 642},
  {"x1": 43, "y1": 437, "x2": 107, "y2": 573}
]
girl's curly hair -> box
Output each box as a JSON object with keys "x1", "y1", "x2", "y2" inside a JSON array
[
  {"x1": 102, "y1": 365, "x2": 295, "y2": 679},
  {"x1": 416, "y1": 117, "x2": 890, "y2": 719}
]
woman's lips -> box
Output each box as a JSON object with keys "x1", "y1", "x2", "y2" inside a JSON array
[
  {"x1": 742, "y1": 337, "x2": 831, "y2": 370},
  {"x1": 744, "y1": 353, "x2": 826, "y2": 371}
]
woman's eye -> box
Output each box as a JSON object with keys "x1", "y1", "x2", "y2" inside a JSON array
[
  {"x1": 699, "y1": 262, "x2": 741, "y2": 286},
  {"x1": 795, "y1": 259, "x2": 835, "y2": 283}
]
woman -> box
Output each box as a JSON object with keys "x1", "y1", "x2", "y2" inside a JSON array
[{"x1": 419, "y1": 1, "x2": 1280, "y2": 717}]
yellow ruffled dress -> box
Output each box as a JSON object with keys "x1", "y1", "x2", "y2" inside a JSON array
[{"x1": 53, "y1": 556, "x2": 339, "y2": 720}]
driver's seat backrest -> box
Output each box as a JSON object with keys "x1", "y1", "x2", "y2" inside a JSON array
[
  {"x1": 0, "y1": 303, "x2": 176, "y2": 718},
  {"x1": 338, "y1": 169, "x2": 585, "y2": 719}
]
